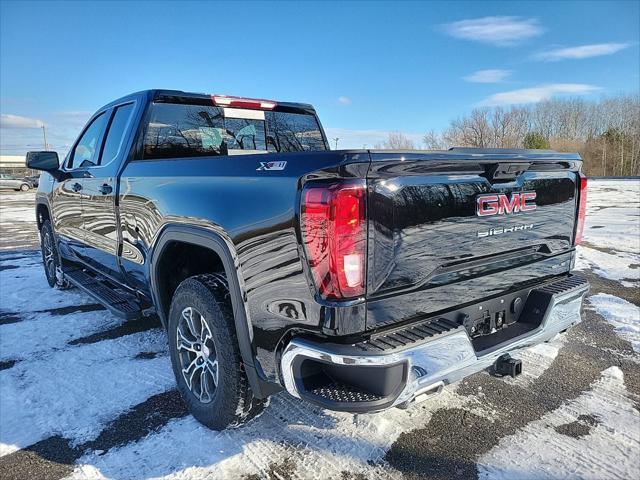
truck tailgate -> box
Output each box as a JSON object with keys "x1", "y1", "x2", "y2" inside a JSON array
[{"x1": 366, "y1": 150, "x2": 582, "y2": 330}]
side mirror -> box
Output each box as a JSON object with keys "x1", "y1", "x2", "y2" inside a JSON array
[{"x1": 26, "y1": 151, "x2": 67, "y2": 181}]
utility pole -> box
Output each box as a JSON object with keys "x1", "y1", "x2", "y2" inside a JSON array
[
  {"x1": 333, "y1": 137, "x2": 339, "y2": 150},
  {"x1": 42, "y1": 125, "x2": 49, "y2": 150}
]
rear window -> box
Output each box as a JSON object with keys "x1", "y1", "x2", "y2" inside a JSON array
[
  {"x1": 141, "y1": 102, "x2": 326, "y2": 160},
  {"x1": 265, "y1": 111, "x2": 327, "y2": 153}
]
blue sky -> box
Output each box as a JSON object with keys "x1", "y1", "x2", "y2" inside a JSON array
[{"x1": 1, "y1": 0, "x2": 638, "y2": 152}]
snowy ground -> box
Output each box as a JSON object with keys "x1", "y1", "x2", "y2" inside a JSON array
[
  {"x1": 0, "y1": 179, "x2": 639, "y2": 480},
  {"x1": 0, "y1": 190, "x2": 39, "y2": 250}
]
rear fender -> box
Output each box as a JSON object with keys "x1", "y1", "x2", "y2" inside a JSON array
[{"x1": 149, "y1": 224, "x2": 269, "y2": 397}]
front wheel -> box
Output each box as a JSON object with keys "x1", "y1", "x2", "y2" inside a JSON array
[
  {"x1": 40, "y1": 220, "x2": 70, "y2": 289},
  {"x1": 20, "y1": 183, "x2": 30, "y2": 191},
  {"x1": 168, "y1": 273, "x2": 266, "y2": 430}
]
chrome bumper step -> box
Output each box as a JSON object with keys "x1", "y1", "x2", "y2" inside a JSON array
[
  {"x1": 356, "y1": 317, "x2": 460, "y2": 352},
  {"x1": 281, "y1": 274, "x2": 589, "y2": 413}
]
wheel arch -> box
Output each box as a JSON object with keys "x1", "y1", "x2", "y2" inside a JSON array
[
  {"x1": 35, "y1": 199, "x2": 52, "y2": 231},
  {"x1": 149, "y1": 224, "x2": 267, "y2": 397}
]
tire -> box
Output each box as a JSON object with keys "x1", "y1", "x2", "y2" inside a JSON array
[
  {"x1": 40, "y1": 220, "x2": 70, "y2": 289},
  {"x1": 20, "y1": 183, "x2": 30, "y2": 191},
  {"x1": 168, "y1": 273, "x2": 266, "y2": 430}
]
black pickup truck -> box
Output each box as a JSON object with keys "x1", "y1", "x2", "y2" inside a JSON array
[{"x1": 27, "y1": 89, "x2": 589, "y2": 430}]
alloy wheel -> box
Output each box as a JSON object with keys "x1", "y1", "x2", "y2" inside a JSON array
[
  {"x1": 176, "y1": 306, "x2": 219, "y2": 404},
  {"x1": 42, "y1": 231, "x2": 56, "y2": 281}
]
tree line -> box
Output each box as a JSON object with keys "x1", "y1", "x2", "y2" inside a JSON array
[{"x1": 376, "y1": 93, "x2": 640, "y2": 176}]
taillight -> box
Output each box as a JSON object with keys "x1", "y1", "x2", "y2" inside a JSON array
[
  {"x1": 574, "y1": 173, "x2": 588, "y2": 245},
  {"x1": 300, "y1": 181, "x2": 366, "y2": 300}
]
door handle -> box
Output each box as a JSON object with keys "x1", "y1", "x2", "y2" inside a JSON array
[
  {"x1": 99, "y1": 184, "x2": 113, "y2": 195},
  {"x1": 72, "y1": 182, "x2": 82, "y2": 192}
]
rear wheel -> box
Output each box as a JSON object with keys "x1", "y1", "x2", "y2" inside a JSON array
[
  {"x1": 168, "y1": 273, "x2": 266, "y2": 430},
  {"x1": 40, "y1": 220, "x2": 70, "y2": 289}
]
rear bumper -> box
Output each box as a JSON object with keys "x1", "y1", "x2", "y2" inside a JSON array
[{"x1": 280, "y1": 274, "x2": 589, "y2": 413}]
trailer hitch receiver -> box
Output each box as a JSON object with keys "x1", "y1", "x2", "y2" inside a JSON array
[{"x1": 493, "y1": 354, "x2": 522, "y2": 378}]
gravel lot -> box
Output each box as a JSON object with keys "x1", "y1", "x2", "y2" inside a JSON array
[{"x1": 0, "y1": 180, "x2": 638, "y2": 480}]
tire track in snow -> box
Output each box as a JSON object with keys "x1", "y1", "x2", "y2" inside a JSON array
[
  {"x1": 64, "y1": 386, "x2": 473, "y2": 479},
  {"x1": 68, "y1": 315, "x2": 161, "y2": 346}
]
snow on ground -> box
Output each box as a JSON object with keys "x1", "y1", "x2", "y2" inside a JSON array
[
  {"x1": 0, "y1": 250, "x2": 97, "y2": 315},
  {"x1": 69, "y1": 391, "x2": 470, "y2": 480},
  {"x1": 588, "y1": 294, "x2": 640, "y2": 353},
  {"x1": 0, "y1": 180, "x2": 639, "y2": 479},
  {"x1": 0, "y1": 191, "x2": 35, "y2": 224},
  {"x1": 581, "y1": 180, "x2": 640, "y2": 256},
  {"x1": 0, "y1": 253, "x2": 175, "y2": 456},
  {"x1": 0, "y1": 329, "x2": 173, "y2": 455},
  {"x1": 575, "y1": 179, "x2": 640, "y2": 353},
  {"x1": 0, "y1": 252, "x2": 125, "y2": 365},
  {"x1": 0, "y1": 191, "x2": 39, "y2": 250},
  {"x1": 478, "y1": 367, "x2": 640, "y2": 480},
  {"x1": 576, "y1": 245, "x2": 639, "y2": 287},
  {"x1": 0, "y1": 308, "x2": 123, "y2": 362},
  {"x1": 576, "y1": 179, "x2": 640, "y2": 288}
]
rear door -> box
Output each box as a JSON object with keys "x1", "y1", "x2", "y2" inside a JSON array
[
  {"x1": 365, "y1": 150, "x2": 581, "y2": 329},
  {"x1": 79, "y1": 102, "x2": 136, "y2": 281}
]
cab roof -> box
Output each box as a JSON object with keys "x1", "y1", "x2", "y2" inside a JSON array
[{"x1": 101, "y1": 89, "x2": 316, "y2": 115}]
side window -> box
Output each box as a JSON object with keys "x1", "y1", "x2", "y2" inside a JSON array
[
  {"x1": 100, "y1": 103, "x2": 134, "y2": 166},
  {"x1": 69, "y1": 112, "x2": 107, "y2": 169}
]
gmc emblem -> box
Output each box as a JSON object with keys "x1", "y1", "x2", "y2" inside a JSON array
[{"x1": 476, "y1": 192, "x2": 537, "y2": 217}]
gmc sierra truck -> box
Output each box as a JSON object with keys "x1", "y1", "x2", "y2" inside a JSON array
[{"x1": 27, "y1": 90, "x2": 589, "y2": 430}]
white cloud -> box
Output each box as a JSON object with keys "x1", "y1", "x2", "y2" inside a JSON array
[
  {"x1": 463, "y1": 69, "x2": 512, "y2": 83},
  {"x1": 337, "y1": 96, "x2": 352, "y2": 106},
  {"x1": 0, "y1": 111, "x2": 92, "y2": 155},
  {"x1": 324, "y1": 128, "x2": 423, "y2": 149},
  {"x1": 0, "y1": 114, "x2": 44, "y2": 129},
  {"x1": 442, "y1": 16, "x2": 543, "y2": 46},
  {"x1": 479, "y1": 83, "x2": 600, "y2": 106},
  {"x1": 534, "y1": 42, "x2": 631, "y2": 61},
  {"x1": 53, "y1": 111, "x2": 93, "y2": 129}
]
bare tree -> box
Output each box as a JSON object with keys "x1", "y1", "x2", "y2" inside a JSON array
[
  {"x1": 421, "y1": 93, "x2": 640, "y2": 176},
  {"x1": 375, "y1": 132, "x2": 416, "y2": 150},
  {"x1": 423, "y1": 129, "x2": 446, "y2": 149}
]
